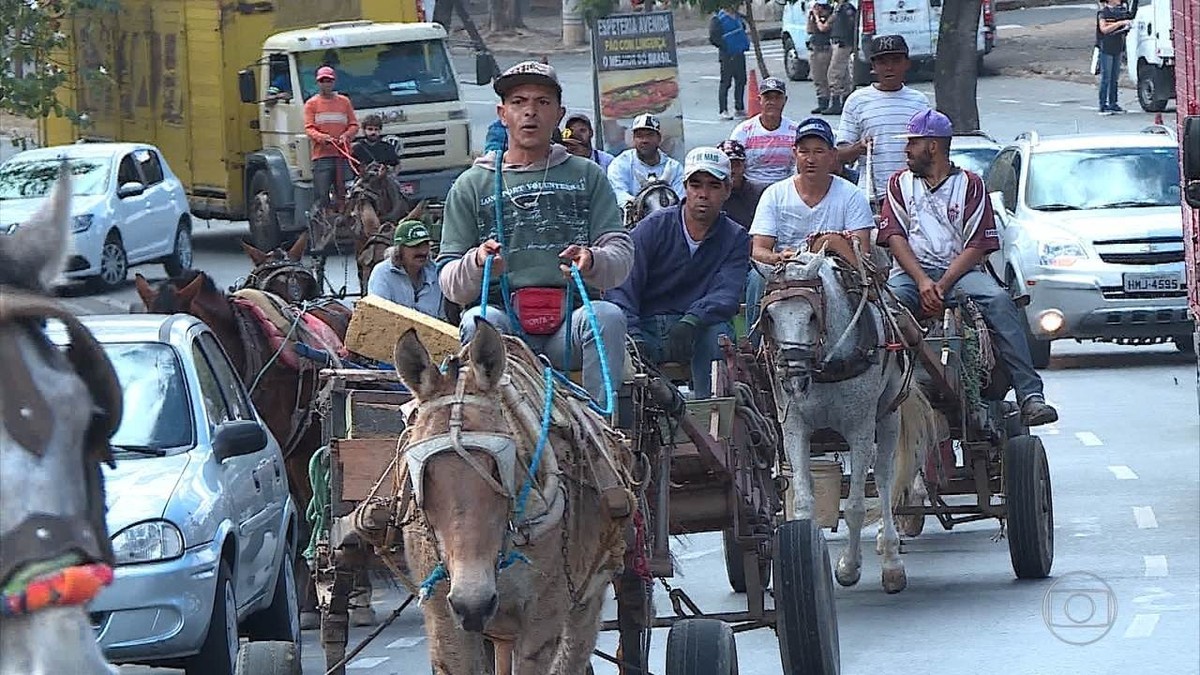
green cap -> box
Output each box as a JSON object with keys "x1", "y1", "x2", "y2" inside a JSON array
[{"x1": 393, "y1": 219, "x2": 431, "y2": 247}]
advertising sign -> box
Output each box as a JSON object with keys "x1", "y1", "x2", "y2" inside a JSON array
[{"x1": 591, "y1": 11, "x2": 685, "y2": 161}]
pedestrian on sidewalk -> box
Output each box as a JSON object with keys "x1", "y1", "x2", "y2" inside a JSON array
[
  {"x1": 709, "y1": 3, "x2": 750, "y2": 120},
  {"x1": 1095, "y1": 0, "x2": 1132, "y2": 114},
  {"x1": 825, "y1": 0, "x2": 858, "y2": 114},
  {"x1": 806, "y1": 0, "x2": 835, "y2": 114},
  {"x1": 729, "y1": 77, "x2": 800, "y2": 192}
]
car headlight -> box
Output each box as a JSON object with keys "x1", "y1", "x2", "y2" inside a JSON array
[
  {"x1": 72, "y1": 214, "x2": 94, "y2": 233},
  {"x1": 1038, "y1": 238, "x2": 1087, "y2": 267},
  {"x1": 111, "y1": 520, "x2": 184, "y2": 565}
]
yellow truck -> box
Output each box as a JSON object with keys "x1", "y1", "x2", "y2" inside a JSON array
[{"x1": 43, "y1": 0, "x2": 483, "y2": 249}]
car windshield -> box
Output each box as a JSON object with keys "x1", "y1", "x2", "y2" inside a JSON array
[
  {"x1": 105, "y1": 343, "x2": 194, "y2": 456},
  {"x1": 951, "y1": 147, "x2": 1000, "y2": 176},
  {"x1": 1025, "y1": 147, "x2": 1180, "y2": 211},
  {"x1": 296, "y1": 39, "x2": 459, "y2": 108},
  {"x1": 0, "y1": 156, "x2": 111, "y2": 200}
]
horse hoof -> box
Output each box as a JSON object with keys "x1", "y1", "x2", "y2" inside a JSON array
[
  {"x1": 882, "y1": 567, "x2": 908, "y2": 594},
  {"x1": 350, "y1": 606, "x2": 378, "y2": 627},
  {"x1": 300, "y1": 611, "x2": 321, "y2": 630},
  {"x1": 835, "y1": 562, "x2": 861, "y2": 587}
]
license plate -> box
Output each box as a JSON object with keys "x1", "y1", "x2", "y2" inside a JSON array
[
  {"x1": 888, "y1": 12, "x2": 917, "y2": 22},
  {"x1": 398, "y1": 181, "x2": 418, "y2": 196},
  {"x1": 1122, "y1": 272, "x2": 1182, "y2": 293}
]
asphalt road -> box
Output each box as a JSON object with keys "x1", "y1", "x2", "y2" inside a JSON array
[{"x1": 73, "y1": 5, "x2": 1196, "y2": 674}]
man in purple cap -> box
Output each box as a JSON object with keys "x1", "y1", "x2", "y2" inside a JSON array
[{"x1": 877, "y1": 109, "x2": 1059, "y2": 426}]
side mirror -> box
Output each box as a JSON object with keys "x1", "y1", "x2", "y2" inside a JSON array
[
  {"x1": 212, "y1": 420, "x2": 268, "y2": 462},
  {"x1": 475, "y1": 52, "x2": 497, "y2": 87},
  {"x1": 117, "y1": 181, "x2": 145, "y2": 198},
  {"x1": 238, "y1": 69, "x2": 257, "y2": 104},
  {"x1": 1183, "y1": 115, "x2": 1200, "y2": 208}
]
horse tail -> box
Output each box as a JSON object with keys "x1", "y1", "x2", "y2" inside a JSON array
[{"x1": 864, "y1": 384, "x2": 941, "y2": 526}]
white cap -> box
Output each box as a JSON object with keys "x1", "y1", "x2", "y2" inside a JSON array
[
  {"x1": 682, "y1": 146, "x2": 732, "y2": 182},
  {"x1": 630, "y1": 114, "x2": 661, "y2": 133}
]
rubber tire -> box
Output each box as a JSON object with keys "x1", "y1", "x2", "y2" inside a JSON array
[
  {"x1": 774, "y1": 519, "x2": 840, "y2": 675},
  {"x1": 186, "y1": 560, "x2": 239, "y2": 675},
  {"x1": 1175, "y1": 333, "x2": 1195, "y2": 355},
  {"x1": 235, "y1": 641, "x2": 301, "y2": 675},
  {"x1": 783, "y1": 37, "x2": 810, "y2": 81},
  {"x1": 243, "y1": 545, "x2": 302, "y2": 659},
  {"x1": 94, "y1": 231, "x2": 128, "y2": 290},
  {"x1": 249, "y1": 171, "x2": 282, "y2": 252},
  {"x1": 163, "y1": 219, "x2": 193, "y2": 277},
  {"x1": 1136, "y1": 61, "x2": 1170, "y2": 113},
  {"x1": 722, "y1": 528, "x2": 771, "y2": 594},
  {"x1": 666, "y1": 618, "x2": 739, "y2": 675},
  {"x1": 1005, "y1": 435, "x2": 1054, "y2": 579}
]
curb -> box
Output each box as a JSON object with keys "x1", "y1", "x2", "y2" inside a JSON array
[{"x1": 994, "y1": 0, "x2": 1086, "y2": 10}]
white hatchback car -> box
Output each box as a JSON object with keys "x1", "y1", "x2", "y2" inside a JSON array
[{"x1": 0, "y1": 142, "x2": 193, "y2": 290}]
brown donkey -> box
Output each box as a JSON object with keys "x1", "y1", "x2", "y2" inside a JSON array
[{"x1": 392, "y1": 320, "x2": 633, "y2": 674}]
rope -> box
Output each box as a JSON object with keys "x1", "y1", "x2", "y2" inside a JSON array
[
  {"x1": 303, "y1": 445, "x2": 330, "y2": 562},
  {"x1": 1, "y1": 557, "x2": 113, "y2": 617}
]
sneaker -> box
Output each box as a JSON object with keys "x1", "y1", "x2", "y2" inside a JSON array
[
  {"x1": 1099, "y1": 108, "x2": 1114, "y2": 116},
  {"x1": 734, "y1": 110, "x2": 748, "y2": 119},
  {"x1": 1020, "y1": 396, "x2": 1059, "y2": 426},
  {"x1": 719, "y1": 111, "x2": 733, "y2": 120},
  {"x1": 1110, "y1": 105, "x2": 1126, "y2": 114}
]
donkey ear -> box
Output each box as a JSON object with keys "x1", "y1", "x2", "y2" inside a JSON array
[
  {"x1": 134, "y1": 273, "x2": 157, "y2": 309},
  {"x1": 177, "y1": 273, "x2": 205, "y2": 305},
  {"x1": 393, "y1": 329, "x2": 443, "y2": 400},
  {"x1": 403, "y1": 199, "x2": 427, "y2": 223},
  {"x1": 467, "y1": 317, "x2": 507, "y2": 392},
  {"x1": 287, "y1": 232, "x2": 309, "y2": 261},
  {"x1": 241, "y1": 240, "x2": 268, "y2": 266},
  {"x1": 1, "y1": 161, "x2": 73, "y2": 290}
]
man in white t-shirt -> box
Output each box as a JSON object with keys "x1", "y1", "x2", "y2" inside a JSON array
[
  {"x1": 745, "y1": 116, "x2": 874, "y2": 337},
  {"x1": 835, "y1": 35, "x2": 930, "y2": 210},
  {"x1": 729, "y1": 77, "x2": 800, "y2": 191},
  {"x1": 878, "y1": 109, "x2": 1058, "y2": 426},
  {"x1": 607, "y1": 113, "x2": 685, "y2": 206}
]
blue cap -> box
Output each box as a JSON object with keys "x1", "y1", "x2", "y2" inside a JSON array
[{"x1": 794, "y1": 117, "x2": 835, "y2": 147}]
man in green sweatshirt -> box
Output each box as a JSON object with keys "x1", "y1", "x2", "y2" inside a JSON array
[{"x1": 437, "y1": 61, "x2": 634, "y2": 409}]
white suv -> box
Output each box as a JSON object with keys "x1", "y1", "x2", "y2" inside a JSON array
[{"x1": 0, "y1": 142, "x2": 193, "y2": 290}]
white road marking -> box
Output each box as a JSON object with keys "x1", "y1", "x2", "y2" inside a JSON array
[
  {"x1": 348, "y1": 656, "x2": 391, "y2": 669},
  {"x1": 996, "y1": 23, "x2": 1023, "y2": 29},
  {"x1": 1133, "y1": 506, "x2": 1159, "y2": 529},
  {"x1": 698, "y1": 75, "x2": 721, "y2": 80},
  {"x1": 677, "y1": 546, "x2": 722, "y2": 561},
  {"x1": 1038, "y1": 101, "x2": 1063, "y2": 107},
  {"x1": 1107, "y1": 465, "x2": 1138, "y2": 480},
  {"x1": 387, "y1": 636, "x2": 426, "y2": 649},
  {"x1": 1076, "y1": 431, "x2": 1103, "y2": 446},
  {"x1": 1143, "y1": 555, "x2": 1169, "y2": 578},
  {"x1": 998, "y1": 98, "x2": 1021, "y2": 103},
  {"x1": 1122, "y1": 613, "x2": 1160, "y2": 639}
]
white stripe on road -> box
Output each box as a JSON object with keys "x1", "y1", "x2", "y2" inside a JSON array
[
  {"x1": 348, "y1": 657, "x2": 390, "y2": 669},
  {"x1": 996, "y1": 23, "x2": 1023, "y2": 29},
  {"x1": 1122, "y1": 613, "x2": 1161, "y2": 639},
  {"x1": 1143, "y1": 555, "x2": 1169, "y2": 578},
  {"x1": 1076, "y1": 432, "x2": 1104, "y2": 446},
  {"x1": 386, "y1": 636, "x2": 426, "y2": 649},
  {"x1": 1107, "y1": 465, "x2": 1138, "y2": 480},
  {"x1": 1038, "y1": 102, "x2": 1063, "y2": 107},
  {"x1": 677, "y1": 546, "x2": 722, "y2": 561},
  {"x1": 1133, "y1": 506, "x2": 1159, "y2": 529},
  {"x1": 998, "y1": 98, "x2": 1021, "y2": 103}
]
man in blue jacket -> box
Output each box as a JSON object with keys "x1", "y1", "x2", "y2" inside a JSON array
[
  {"x1": 709, "y1": 3, "x2": 751, "y2": 120},
  {"x1": 607, "y1": 147, "x2": 751, "y2": 398}
]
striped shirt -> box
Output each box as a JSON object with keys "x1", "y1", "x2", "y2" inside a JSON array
[
  {"x1": 835, "y1": 86, "x2": 929, "y2": 200},
  {"x1": 877, "y1": 168, "x2": 999, "y2": 276},
  {"x1": 304, "y1": 93, "x2": 359, "y2": 160},
  {"x1": 729, "y1": 116, "x2": 800, "y2": 188}
]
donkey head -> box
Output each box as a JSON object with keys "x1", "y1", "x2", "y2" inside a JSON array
[
  {"x1": 757, "y1": 248, "x2": 833, "y2": 391},
  {"x1": 239, "y1": 233, "x2": 318, "y2": 303}
]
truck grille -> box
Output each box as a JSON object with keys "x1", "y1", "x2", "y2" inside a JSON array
[
  {"x1": 398, "y1": 128, "x2": 446, "y2": 160},
  {"x1": 1094, "y1": 236, "x2": 1185, "y2": 266}
]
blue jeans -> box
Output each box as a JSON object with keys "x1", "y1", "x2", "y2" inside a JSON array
[
  {"x1": 887, "y1": 268, "x2": 1044, "y2": 403},
  {"x1": 635, "y1": 314, "x2": 733, "y2": 399},
  {"x1": 460, "y1": 302, "x2": 627, "y2": 410},
  {"x1": 1098, "y1": 51, "x2": 1121, "y2": 110},
  {"x1": 745, "y1": 267, "x2": 767, "y2": 345}
]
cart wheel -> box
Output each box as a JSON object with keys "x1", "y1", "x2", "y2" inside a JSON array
[
  {"x1": 666, "y1": 618, "x2": 738, "y2": 675},
  {"x1": 1005, "y1": 435, "x2": 1054, "y2": 579},
  {"x1": 774, "y1": 519, "x2": 840, "y2": 675},
  {"x1": 236, "y1": 641, "x2": 300, "y2": 675},
  {"x1": 722, "y1": 528, "x2": 771, "y2": 593}
]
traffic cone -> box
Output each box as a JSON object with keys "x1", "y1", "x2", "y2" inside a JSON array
[{"x1": 746, "y1": 68, "x2": 761, "y2": 117}]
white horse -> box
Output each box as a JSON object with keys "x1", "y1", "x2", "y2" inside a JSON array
[
  {"x1": 757, "y1": 240, "x2": 931, "y2": 593},
  {"x1": 0, "y1": 166, "x2": 123, "y2": 674}
]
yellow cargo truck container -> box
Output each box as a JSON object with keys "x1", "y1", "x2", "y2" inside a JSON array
[{"x1": 43, "y1": 0, "x2": 479, "y2": 249}]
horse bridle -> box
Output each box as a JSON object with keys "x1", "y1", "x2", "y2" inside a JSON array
[
  {"x1": 759, "y1": 266, "x2": 828, "y2": 367},
  {"x1": 239, "y1": 257, "x2": 319, "y2": 303}
]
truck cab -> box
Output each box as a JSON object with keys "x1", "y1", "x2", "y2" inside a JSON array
[
  {"x1": 1126, "y1": 0, "x2": 1176, "y2": 113},
  {"x1": 239, "y1": 20, "x2": 473, "y2": 249}
]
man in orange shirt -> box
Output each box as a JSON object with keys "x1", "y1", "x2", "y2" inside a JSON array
[{"x1": 304, "y1": 65, "x2": 359, "y2": 211}]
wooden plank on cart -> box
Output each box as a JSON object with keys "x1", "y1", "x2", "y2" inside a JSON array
[
  {"x1": 344, "y1": 295, "x2": 461, "y2": 365},
  {"x1": 332, "y1": 438, "x2": 399, "y2": 503}
]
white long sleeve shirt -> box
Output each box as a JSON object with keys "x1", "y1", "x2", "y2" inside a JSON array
[{"x1": 606, "y1": 149, "x2": 685, "y2": 205}]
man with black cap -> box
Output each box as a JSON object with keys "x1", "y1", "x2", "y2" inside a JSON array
[
  {"x1": 878, "y1": 109, "x2": 1058, "y2": 426},
  {"x1": 607, "y1": 113, "x2": 685, "y2": 206},
  {"x1": 607, "y1": 146, "x2": 750, "y2": 399},
  {"x1": 716, "y1": 139, "x2": 762, "y2": 229},
  {"x1": 729, "y1": 76, "x2": 800, "y2": 191},
  {"x1": 437, "y1": 60, "x2": 633, "y2": 410},
  {"x1": 366, "y1": 219, "x2": 446, "y2": 320},
  {"x1": 835, "y1": 35, "x2": 930, "y2": 211},
  {"x1": 563, "y1": 113, "x2": 615, "y2": 171}
]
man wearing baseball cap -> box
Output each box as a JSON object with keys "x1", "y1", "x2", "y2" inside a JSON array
[
  {"x1": 729, "y1": 76, "x2": 800, "y2": 191},
  {"x1": 835, "y1": 35, "x2": 930, "y2": 211},
  {"x1": 438, "y1": 60, "x2": 632, "y2": 410},
  {"x1": 563, "y1": 113, "x2": 614, "y2": 171},
  {"x1": 745, "y1": 117, "x2": 873, "y2": 339},
  {"x1": 878, "y1": 109, "x2": 1058, "y2": 426},
  {"x1": 607, "y1": 147, "x2": 750, "y2": 399},
  {"x1": 304, "y1": 65, "x2": 359, "y2": 211},
  {"x1": 607, "y1": 113, "x2": 685, "y2": 206},
  {"x1": 716, "y1": 139, "x2": 762, "y2": 230},
  {"x1": 365, "y1": 219, "x2": 446, "y2": 320}
]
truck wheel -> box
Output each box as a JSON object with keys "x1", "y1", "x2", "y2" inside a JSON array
[
  {"x1": 1136, "y1": 61, "x2": 1170, "y2": 112},
  {"x1": 249, "y1": 171, "x2": 282, "y2": 252}
]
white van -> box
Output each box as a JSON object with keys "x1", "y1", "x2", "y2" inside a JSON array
[
  {"x1": 780, "y1": 0, "x2": 997, "y2": 86},
  {"x1": 1125, "y1": 0, "x2": 1175, "y2": 112}
]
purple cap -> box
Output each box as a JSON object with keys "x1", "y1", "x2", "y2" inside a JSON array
[{"x1": 896, "y1": 109, "x2": 954, "y2": 139}]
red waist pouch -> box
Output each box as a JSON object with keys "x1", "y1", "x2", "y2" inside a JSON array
[{"x1": 511, "y1": 287, "x2": 566, "y2": 335}]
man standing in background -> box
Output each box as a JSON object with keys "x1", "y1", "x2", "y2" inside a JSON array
[
  {"x1": 710, "y1": 3, "x2": 751, "y2": 121},
  {"x1": 806, "y1": 0, "x2": 835, "y2": 114},
  {"x1": 729, "y1": 77, "x2": 800, "y2": 192},
  {"x1": 304, "y1": 66, "x2": 359, "y2": 211},
  {"x1": 823, "y1": 0, "x2": 858, "y2": 115}
]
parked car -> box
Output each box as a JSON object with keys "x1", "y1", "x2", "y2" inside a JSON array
[
  {"x1": 48, "y1": 313, "x2": 300, "y2": 675},
  {"x1": 950, "y1": 132, "x2": 1002, "y2": 179},
  {"x1": 0, "y1": 142, "x2": 193, "y2": 290},
  {"x1": 984, "y1": 126, "x2": 1192, "y2": 367}
]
